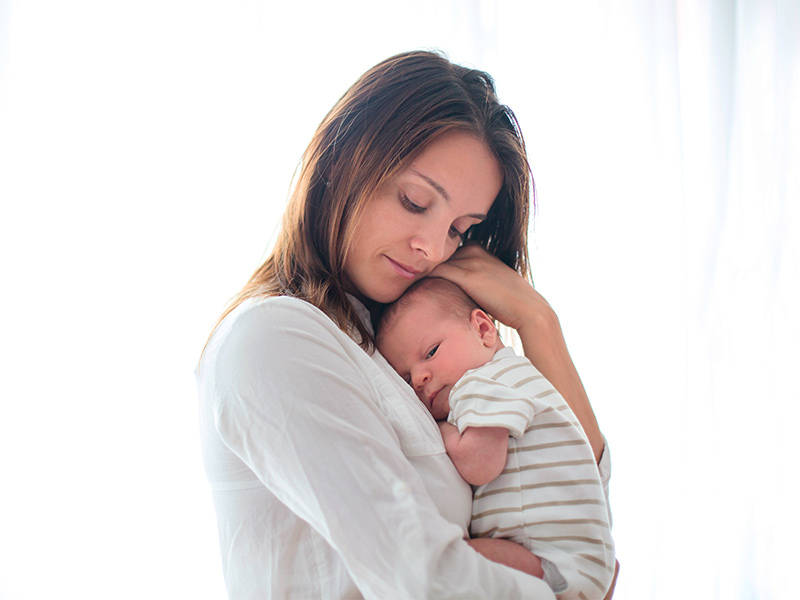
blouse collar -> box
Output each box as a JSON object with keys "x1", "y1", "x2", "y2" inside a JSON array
[{"x1": 346, "y1": 293, "x2": 375, "y2": 337}]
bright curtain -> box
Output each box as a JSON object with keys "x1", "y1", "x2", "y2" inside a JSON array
[
  {"x1": 604, "y1": 1, "x2": 799, "y2": 598},
  {"x1": 488, "y1": 2, "x2": 799, "y2": 598}
]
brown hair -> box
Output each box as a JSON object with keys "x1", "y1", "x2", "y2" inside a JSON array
[
  {"x1": 376, "y1": 277, "x2": 479, "y2": 344},
  {"x1": 207, "y1": 50, "x2": 533, "y2": 352}
]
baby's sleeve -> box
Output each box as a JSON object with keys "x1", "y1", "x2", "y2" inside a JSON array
[{"x1": 447, "y1": 372, "x2": 535, "y2": 438}]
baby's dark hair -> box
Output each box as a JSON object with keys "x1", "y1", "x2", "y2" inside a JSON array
[{"x1": 376, "y1": 277, "x2": 479, "y2": 342}]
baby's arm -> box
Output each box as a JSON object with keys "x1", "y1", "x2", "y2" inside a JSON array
[
  {"x1": 438, "y1": 422, "x2": 508, "y2": 486},
  {"x1": 438, "y1": 423, "x2": 547, "y2": 579}
]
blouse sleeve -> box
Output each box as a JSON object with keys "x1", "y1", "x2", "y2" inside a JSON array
[{"x1": 208, "y1": 298, "x2": 555, "y2": 599}]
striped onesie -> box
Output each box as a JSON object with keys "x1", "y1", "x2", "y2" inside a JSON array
[{"x1": 448, "y1": 347, "x2": 615, "y2": 600}]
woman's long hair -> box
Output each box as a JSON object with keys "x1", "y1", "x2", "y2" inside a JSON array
[{"x1": 208, "y1": 50, "x2": 533, "y2": 352}]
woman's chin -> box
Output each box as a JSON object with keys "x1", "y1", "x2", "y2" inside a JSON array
[{"x1": 367, "y1": 282, "x2": 415, "y2": 305}]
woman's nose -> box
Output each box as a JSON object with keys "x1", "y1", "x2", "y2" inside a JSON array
[{"x1": 410, "y1": 224, "x2": 448, "y2": 263}]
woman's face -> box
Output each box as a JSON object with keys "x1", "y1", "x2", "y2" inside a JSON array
[{"x1": 344, "y1": 131, "x2": 503, "y2": 304}]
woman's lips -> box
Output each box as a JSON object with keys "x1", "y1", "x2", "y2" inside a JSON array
[{"x1": 386, "y1": 256, "x2": 421, "y2": 280}]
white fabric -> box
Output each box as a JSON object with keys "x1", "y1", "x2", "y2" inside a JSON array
[
  {"x1": 197, "y1": 295, "x2": 559, "y2": 599},
  {"x1": 448, "y1": 347, "x2": 615, "y2": 599}
]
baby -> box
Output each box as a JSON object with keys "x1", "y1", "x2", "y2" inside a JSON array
[{"x1": 376, "y1": 277, "x2": 615, "y2": 600}]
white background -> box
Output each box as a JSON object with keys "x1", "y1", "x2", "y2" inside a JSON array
[{"x1": 1, "y1": 1, "x2": 798, "y2": 598}]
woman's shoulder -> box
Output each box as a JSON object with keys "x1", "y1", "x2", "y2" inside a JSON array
[
  {"x1": 227, "y1": 295, "x2": 341, "y2": 334},
  {"x1": 201, "y1": 296, "x2": 353, "y2": 369},
  {"x1": 212, "y1": 294, "x2": 376, "y2": 373}
]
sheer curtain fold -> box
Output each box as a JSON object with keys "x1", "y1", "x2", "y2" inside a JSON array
[{"x1": 618, "y1": 1, "x2": 799, "y2": 598}]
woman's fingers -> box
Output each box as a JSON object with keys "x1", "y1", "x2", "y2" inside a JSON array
[{"x1": 431, "y1": 245, "x2": 543, "y2": 330}]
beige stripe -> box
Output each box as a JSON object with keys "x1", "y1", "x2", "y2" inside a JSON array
[
  {"x1": 506, "y1": 458, "x2": 595, "y2": 472},
  {"x1": 472, "y1": 505, "x2": 533, "y2": 520},
  {"x1": 490, "y1": 361, "x2": 529, "y2": 380},
  {"x1": 458, "y1": 407, "x2": 529, "y2": 421},
  {"x1": 511, "y1": 374, "x2": 545, "y2": 388},
  {"x1": 577, "y1": 553, "x2": 614, "y2": 569},
  {"x1": 522, "y1": 498, "x2": 606, "y2": 509},
  {"x1": 460, "y1": 422, "x2": 519, "y2": 432},
  {"x1": 578, "y1": 593, "x2": 588, "y2": 600},
  {"x1": 470, "y1": 526, "x2": 612, "y2": 551},
  {"x1": 578, "y1": 569, "x2": 607, "y2": 591},
  {"x1": 533, "y1": 388, "x2": 559, "y2": 400},
  {"x1": 532, "y1": 403, "x2": 569, "y2": 416},
  {"x1": 453, "y1": 393, "x2": 536, "y2": 413},
  {"x1": 470, "y1": 524, "x2": 523, "y2": 537},
  {"x1": 524, "y1": 421, "x2": 576, "y2": 432},
  {"x1": 536, "y1": 535, "x2": 606, "y2": 545},
  {"x1": 525, "y1": 518, "x2": 609, "y2": 527},
  {"x1": 474, "y1": 499, "x2": 606, "y2": 516},
  {"x1": 508, "y1": 439, "x2": 585, "y2": 453},
  {"x1": 473, "y1": 485, "x2": 520, "y2": 500},
  {"x1": 471, "y1": 526, "x2": 500, "y2": 537},
  {"x1": 473, "y1": 480, "x2": 601, "y2": 500},
  {"x1": 472, "y1": 505, "x2": 608, "y2": 525},
  {"x1": 477, "y1": 497, "x2": 607, "y2": 512},
  {"x1": 521, "y1": 479, "x2": 600, "y2": 490}
]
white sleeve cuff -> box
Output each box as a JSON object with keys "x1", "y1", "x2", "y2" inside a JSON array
[{"x1": 598, "y1": 434, "x2": 612, "y2": 528}]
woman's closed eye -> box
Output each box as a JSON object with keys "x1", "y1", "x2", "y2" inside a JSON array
[
  {"x1": 401, "y1": 191, "x2": 470, "y2": 242},
  {"x1": 399, "y1": 192, "x2": 425, "y2": 214},
  {"x1": 450, "y1": 216, "x2": 483, "y2": 241},
  {"x1": 449, "y1": 225, "x2": 466, "y2": 240}
]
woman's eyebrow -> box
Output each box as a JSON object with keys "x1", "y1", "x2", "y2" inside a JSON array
[
  {"x1": 408, "y1": 168, "x2": 488, "y2": 220},
  {"x1": 409, "y1": 169, "x2": 450, "y2": 203}
]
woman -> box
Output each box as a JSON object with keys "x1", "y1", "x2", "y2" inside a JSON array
[{"x1": 198, "y1": 51, "x2": 612, "y2": 599}]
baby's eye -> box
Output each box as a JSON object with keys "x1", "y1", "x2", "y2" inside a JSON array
[{"x1": 426, "y1": 345, "x2": 439, "y2": 359}]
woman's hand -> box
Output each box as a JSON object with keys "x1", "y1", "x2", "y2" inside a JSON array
[
  {"x1": 466, "y1": 538, "x2": 544, "y2": 579},
  {"x1": 431, "y1": 244, "x2": 605, "y2": 462},
  {"x1": 430, "y1": 244, "x2": 553, "y2": 332}
]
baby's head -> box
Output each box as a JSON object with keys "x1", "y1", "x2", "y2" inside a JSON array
[{"x1": 376, "y1": 277, "x2": 503, "y2": 420}]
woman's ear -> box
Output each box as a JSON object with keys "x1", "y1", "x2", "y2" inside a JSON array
[{"x1": 470, "y1": 309, "x2": 498, "y2": 347}]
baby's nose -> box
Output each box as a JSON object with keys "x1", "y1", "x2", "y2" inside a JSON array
[{"x1": 412, "y1": 368, "x2": 430, "y2": 390}]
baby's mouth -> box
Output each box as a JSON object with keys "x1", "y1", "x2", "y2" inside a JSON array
[
  {"x1": 428, "y1": 388, "x2": 439, "y2": 404},
  {"x1": 429, "y1": 387, "x2": 445, "y2": 410}
]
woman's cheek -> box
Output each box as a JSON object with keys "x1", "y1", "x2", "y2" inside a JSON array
[{"x1": 441, "y1": 240, "x2": 461, "y2": 264}]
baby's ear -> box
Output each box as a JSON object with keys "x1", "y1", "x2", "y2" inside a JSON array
[{"x1": 470, "y1": 309, "x2": 498, "y2": 347}]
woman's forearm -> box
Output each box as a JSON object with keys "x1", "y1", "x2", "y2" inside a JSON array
[{"x1": 517, "y1": 310, "x2": 604, "y2": 462}]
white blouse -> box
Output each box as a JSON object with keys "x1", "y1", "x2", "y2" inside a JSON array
[{"x1": 197, "y1": 295, "x2": 604, "y2": 598}]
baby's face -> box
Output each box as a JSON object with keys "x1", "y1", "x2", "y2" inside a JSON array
[{"x1": 378, "y1": 294, "x2": 498, "y2": 420}]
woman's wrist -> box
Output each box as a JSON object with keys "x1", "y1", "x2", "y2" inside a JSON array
[{"x1": 515, "y1": 302, "x2": 558, "y2": 349}]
